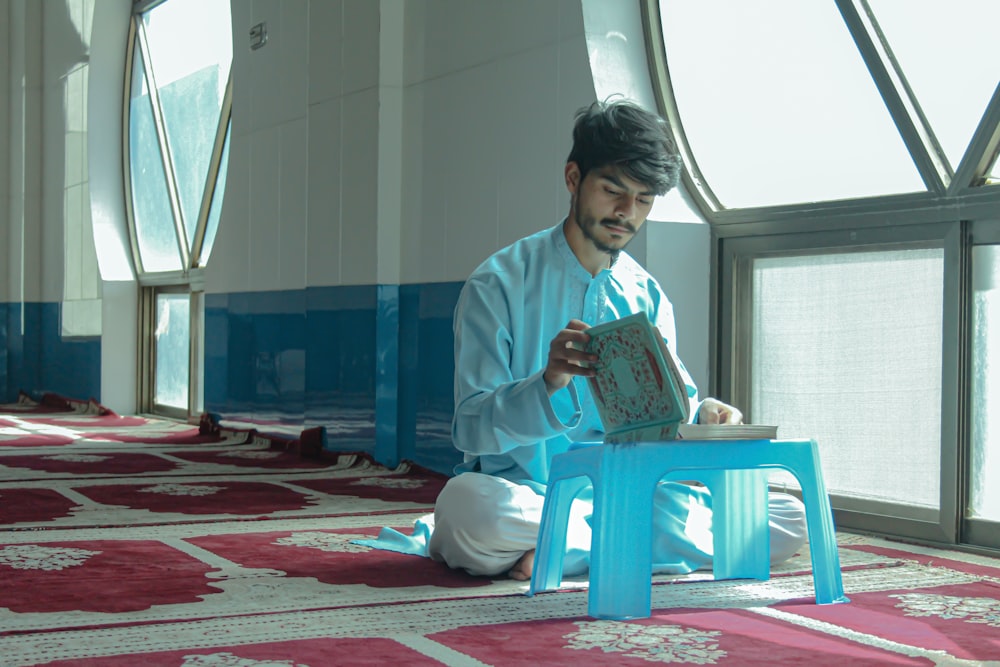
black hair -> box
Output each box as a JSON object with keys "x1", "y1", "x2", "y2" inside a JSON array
[{"x1": 567, "y1": 99, "x2": 682, "y2": 196}]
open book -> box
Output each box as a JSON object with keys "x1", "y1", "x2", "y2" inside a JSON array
[{"x1": 584, "y1": 313, "x2": 776, "y2": 443}]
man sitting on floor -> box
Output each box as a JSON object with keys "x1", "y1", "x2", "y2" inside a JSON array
[{"x1": 426, "y1": 99, "x2": 807, "y2": 580}]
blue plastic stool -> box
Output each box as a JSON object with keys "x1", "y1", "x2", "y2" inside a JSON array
[{"x1": 527, "y1": 438, "x2": 849, "y2": 620}]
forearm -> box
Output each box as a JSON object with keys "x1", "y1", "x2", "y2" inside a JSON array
[{"x1": 452, "y1": 370, "x2": 581, "y2": 456}]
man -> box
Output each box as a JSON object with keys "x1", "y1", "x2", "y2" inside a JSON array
[{"x1": 427, "y1": 99, "x2": 807, "y2": 581}]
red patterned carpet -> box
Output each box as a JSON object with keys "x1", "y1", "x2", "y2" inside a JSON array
[{"x1": 2, "y1": 395, "x2": 1000, "y2": 666}]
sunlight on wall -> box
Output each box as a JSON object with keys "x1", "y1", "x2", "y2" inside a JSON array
[
  {"x1": 971, "y1": 246, "x2": 1000, "y2": 521},
  {"x1": 61, "y1": 0, "x2": 102, "y2": 337}
]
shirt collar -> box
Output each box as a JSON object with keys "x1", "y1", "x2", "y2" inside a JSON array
[{"x1": 551, "y1": 220, "x2": 615, "y2": 281}]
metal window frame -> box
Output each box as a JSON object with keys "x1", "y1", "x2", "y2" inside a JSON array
[
  {"x1": 138, "y1": 284, "x2": 201, "y2": 420},
  {"x1": 720, "y1": 222, "x2": 964, "y2": 544},
  {"x1": 123, "y1": 0, "x2": 232, "y2": 419},
  {"x1": 964, "y1": 221, "x2": 1000, "y2": 550},
  {"x1": 641, "y1": 0, "x2": 1000, "y2": 552}
]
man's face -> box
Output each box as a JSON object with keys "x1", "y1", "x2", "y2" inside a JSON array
[{"x1": 570, "y1": 165, "x2": 656, "y2": 255}]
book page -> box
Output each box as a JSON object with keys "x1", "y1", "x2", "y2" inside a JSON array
[{"x1": 676, "y1": 423, "x2": 778, "y2": 440}]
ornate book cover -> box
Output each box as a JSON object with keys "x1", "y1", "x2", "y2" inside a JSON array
[{"x1": 584, "y1": 312, "x2": 690, "y2": 443}]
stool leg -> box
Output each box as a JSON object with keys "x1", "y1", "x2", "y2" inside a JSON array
[
  {"x1": 588, "y1": 451, "x2": 656, "y2": 620},
  {"x1": 530, "y1": 475, "x2": 590, "y2": 595},
  {"x1": 788, "y1": 442, "x2": 849, "y2": 605},
  {"x1": 708, "y1": 469, "x2": 770, "y2": 581}
]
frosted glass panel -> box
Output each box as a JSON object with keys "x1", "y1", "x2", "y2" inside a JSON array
[
  {"x1": 658, "y1": 0, "x2": 924, "y2": 208},
  {"x1": 155, "y1": 293, "x2": 190, "y2": 410},
  {"x1": 752, "y1": 250, "x2": 943, "y2": 508},
  {"x1": 971, "y1": 246, "x2": 1000, "y2": 520},
  {"x1": 869, "y1": 0, "x2": 1000, "y2": 172},
  {"x1": 143, "y1": 0, "x2": 232, "y2": 247},
  {"x1": 198, "y1": 123, "x2": 230, "y2": 267},
  {"x1": 129, "y1": 47, "x2": 182, "y2": 272}
]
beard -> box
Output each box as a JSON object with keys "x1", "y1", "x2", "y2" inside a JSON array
[{"x1": 573, "y1": 208, "x2": 637, "y2": 258}]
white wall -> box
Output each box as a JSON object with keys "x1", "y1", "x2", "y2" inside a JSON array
[
  {"x1": 2, "y1": 0, "x2": 712, "y2": 403},
  {"x1": 400, "y1": 0, "x2": 594, "y2": 284},
  {"x1": 3, "y1": 0, "x2": 44, "y2": 304},
  {"x1": 211, "y1": 0, "x2": 598, "y2": 292},
  {"x1": 0, "y1": 2, "x2": 9, "y2": 301}
]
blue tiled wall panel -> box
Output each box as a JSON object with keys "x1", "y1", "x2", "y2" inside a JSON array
[
  {"x1": 206, "y1": 290, "x2": 309, "y2": 423},
  {"x1": 375, "y1": 285, "x2": 400, "y2": 466},
  {"x1": 204, "y1": 283, "x2": 462, "y2": 473},
  {"x1": 4, "y1": 283, "x2": 462, "y2": 474},
  {"x1": 0, "y1": 303, "x2": 7, "y2": 400},
  {"x1": 1, "y1": 302, "x2": 100, "y2": 403},
  {"x1": 407, "y1": 282, "x2": 464, "y2": 475},
  {"x1": 40, "y1": 303, "x2": 101, "y2": 402},
  {"x1": 304, "y1": 285, "x2": 378, "y2": 454}
]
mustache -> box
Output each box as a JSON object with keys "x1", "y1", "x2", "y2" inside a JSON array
[{"x1": 600, "y1": 219, "x2": 637, "y2": 234}]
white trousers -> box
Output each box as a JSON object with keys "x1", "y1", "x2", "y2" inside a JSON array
[{"x1": 428, "y1": 471, "x2": 808, "y2": 577}]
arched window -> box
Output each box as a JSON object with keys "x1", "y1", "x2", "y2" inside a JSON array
[
  {"x1": 124, "y1": 0, "x2": 232, "y2": 418},
  {"x1": 643, "y1": 0, "x2": 1000, "y2": 550}
]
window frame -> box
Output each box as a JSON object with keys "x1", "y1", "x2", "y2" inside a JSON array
[
  {"x1": 720, "y1": 222, "x2": 963, "y2": 544},
  {"x1": 642, "y1": 0, "x2": 1000, "y2": 551},
  {"x1": 122, "y1": 0, "x2": 232, "y2": 419},
  {"x1": 966, "y1": 220, "x2": 1000, "y2": 550}
]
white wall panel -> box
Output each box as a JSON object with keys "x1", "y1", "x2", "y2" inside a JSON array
[
  {"x1": 0, "y1": 0, "x2": 10, "y2": 299},
  {"x1": 229, "y1": 0, "x2": 253, "y2": 137},
  {"x1": 410, "y1": 73, "x2": 452, "y2": 284},
  {"x1": 278, "y1": 0, "x2": 308, "y2": 125},
  {"x1": 247, "y1": 0, "x2": 284, "y2": 130},
  {"x1": 338, "y1": 88, "x2": 378, "y2": 285},
  {"x1": 41, "y1": 78, "x2": 67, "y2": 300},
  {"x1": 406, "y1": 0, "x2": 581, "y2": 85},
  {"x1": 401, "y1": 0, "x2": 594, "y2": 284},
  {"x1": 248, "y1": 125, "x2": 281, "y2": 291},
  {"x1": 21, "y1": 82, "x2": 44, "y2": 302},
  {"x1": 400, "y1": 81, "x2": 448, "y2": 284},
  {"x1": 307, "y1": 0, "x2": 343, "y2": 105},
  {"x1": 3, "y1": 0, "x2": 45, "y2": 303},
  {"x1": 438, "y1": 62, "x2": 500, "y2": 279},
  {"x1": 219, "y1": 0, "x2": 598, "y2": 289},
  {"x1": 207, "y1": 129, "x2": 251, "y2": 294},
  {"x1": 646, "y1": 221, "x2": 710, "y2": 394},
  {"x1": 494, "y1": 44, "x2": 567, "y2": 251},
  {"x1": 342, "y1": 0, "x2": 379, "y2": 95},
  {"x1": 279, "y1": 117, "x2": 308, "y2": 291},
  {"x1": 305, "y1": 97, "x2": 342, "y2": 287},
  {"x1": 87, "y1": 0, "x2": 133, "y2": 285}
]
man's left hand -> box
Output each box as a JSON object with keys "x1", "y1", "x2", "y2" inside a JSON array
[{"x1": 698, "y1": 398, "x2": 743, "y2": 425}]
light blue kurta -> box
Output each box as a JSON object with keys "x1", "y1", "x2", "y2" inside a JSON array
[
  {"x1": 451, "y1": 221, "x2": 700, "y2": 485},
  {"x1": 357, "y1": 222, "x2": 806, "y2": 574}
]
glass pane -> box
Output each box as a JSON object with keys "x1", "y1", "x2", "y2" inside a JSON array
[
  {"x1": 129, "y1": 46, "x2": 182, "y2": 272},
  {"x1": 869, "y1": 0, "x2": 1000, "y2": 173},
  {"x1": 198, "y1": 122, "x2": 230, "y2": 267},
  {"x1": 971, "y1": 246, "x2": 1000, "y2": 521},
  {"x1": 658, "y1": 0, "x2": 925, "y2": 208},
  {"x1": 142, "y1": 0, "x2": 233, "y2": 249},
  {"x1": 989, "y1": 150, "x2": 1000, "y2": 186},
  {"x1": 155, "y1": 292, "x2": 190, "y2": 410},
  {"x1": 751, "y1": 249, "x2": 943, "y2": 508}
]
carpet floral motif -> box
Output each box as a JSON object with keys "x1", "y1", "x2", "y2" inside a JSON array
[
  {"x1": 220, "y1": 451, "x2": 283, "y2": 460},
  {"x1": 563, "y1": 620, "x2": 725, "y2": 664},
  {"x1": 273, "y1": 531, "x2": 372, "y2": 553},
  {"x1": 891, "y1": 593, "x2": 1000, "y2": 627},
  {"x1": 140, "y1": 483, "x2": 224, "y2": 496},
  {"x1": 181, "y1": 652, "x2": 307, "y2": 667},
  {"x1": 42, "y1": 453, "x2": 110, "y2": 462},
  {"x1": 0, "y1": 544, "x2": 101, "y2": 570},
  {"x1": 350, "y1": 477, "x2": 424, "y2": 489}
]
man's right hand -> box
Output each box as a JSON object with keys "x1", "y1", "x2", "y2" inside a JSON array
[{"x1": 543, "y1": 320, "x2": 597, "y2": 395}]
